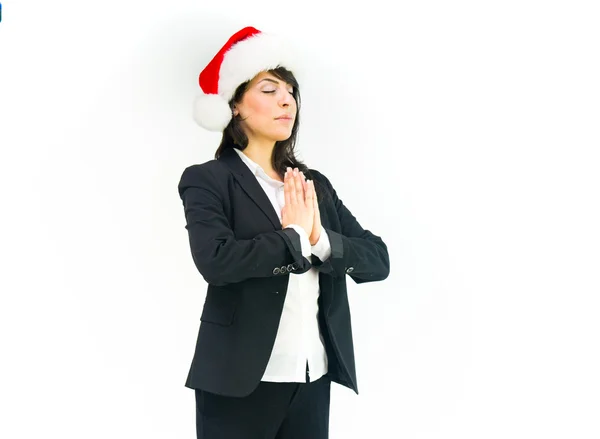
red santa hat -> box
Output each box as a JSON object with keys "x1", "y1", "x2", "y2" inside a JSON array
[{"x1": 193, "y1": 26, "x2": 302, "y2": 132}]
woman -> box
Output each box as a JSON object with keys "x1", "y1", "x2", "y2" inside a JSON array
[{"x1": 179, "y1": 26, "x2": 390, "y2": 439}]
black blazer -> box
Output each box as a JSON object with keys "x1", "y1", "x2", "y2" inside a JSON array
[{"x1": 178, "y1": 146, "x2": 390, "y2": 397}]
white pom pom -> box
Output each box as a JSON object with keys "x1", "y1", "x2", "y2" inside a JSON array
[{"x1": 192, "y1": 93, "x2": 232, "y2": 132}]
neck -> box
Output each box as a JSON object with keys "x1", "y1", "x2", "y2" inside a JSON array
[{"x1": 242, "y1": 139, "x2": 277, "y2": 174}]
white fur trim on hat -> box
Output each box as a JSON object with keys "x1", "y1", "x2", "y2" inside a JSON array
[
  {"x1": 218, "y1": 32, "x2": 301, "y2": 102},
  {"x1": 192, "y1": 93, "x2": 232, "y2": 132}
]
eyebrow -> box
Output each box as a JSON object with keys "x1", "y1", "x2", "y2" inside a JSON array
[{"x1": 258, "y1": 78, "x2": 292, "y2": 87}]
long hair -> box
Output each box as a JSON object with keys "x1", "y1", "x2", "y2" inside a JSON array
[{"x1": 214, "y1": 66, "x2": 314, "y2": 183}]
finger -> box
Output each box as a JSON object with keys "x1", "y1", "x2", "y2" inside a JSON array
[
  {"x1": 294, "y1": 169, "x2": 303, "y2": 203},
  {"x1": 310, "y1": 180, "x2": 318, "y2": 202},
  {"x1": 290, "y1": 169, "x2": 299, "y2": 205},
  {"x1": 304, "y1": 176, "x2": 314, "y2": 208},
  {"x1": 300, "y1": 172, "x2": 310, "y2": 198},
  {"x1": 310, "y1": 181, "x2": 318, "y2": 210},
  {"x1": 300, "y1": 173, "x2": 308, "y2": 193},
  {"x1": 295, "y1": 170, "x2": 304, "y2": 196},
  {"x1": 284, "y1": 168, "x2": 292, "y2": 207}
]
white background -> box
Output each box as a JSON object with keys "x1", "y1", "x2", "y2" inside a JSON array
[{"x1": 1, "y1": 1, "x2": 599, "y2": 437}]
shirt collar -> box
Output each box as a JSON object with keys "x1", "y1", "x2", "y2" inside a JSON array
[
  {"x1": 232, "y1": 147, "x2": 260, "y2": 174},
  {"x1": 232, "y1": 147, "x2": 283, "y2": 185}
]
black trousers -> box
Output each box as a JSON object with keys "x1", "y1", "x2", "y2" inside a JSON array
[{"x1": 195, "y1": 363, "x2": 331, "y2": 439}]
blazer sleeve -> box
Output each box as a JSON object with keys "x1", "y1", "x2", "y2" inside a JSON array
[
  {"x1": 178, "y1": 164, "x2": 313, "y2": 287},
  {"x1": 310, "y1": 171, "x2": 390, "y2": 284}
]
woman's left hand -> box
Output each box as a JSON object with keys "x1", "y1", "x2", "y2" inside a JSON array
[{"x1": 301, "y1": 172, "x2": 321, "y2": 245}]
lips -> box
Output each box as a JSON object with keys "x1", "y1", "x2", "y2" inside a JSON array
[{"x1": 276, "y1": 115, "x2": 293, "y2": 120}]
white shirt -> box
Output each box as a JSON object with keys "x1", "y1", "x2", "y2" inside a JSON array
[{"x1": 233, "y1": 147, "x2": 331, "y2": 383}]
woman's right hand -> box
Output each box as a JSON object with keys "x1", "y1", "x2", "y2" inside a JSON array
[{"x1": 281, "y1": 167, "x2": 314, "y2": 237}]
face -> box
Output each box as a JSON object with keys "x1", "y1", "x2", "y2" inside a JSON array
[{"x1": 233, "y1": 71, "x2": 297, "y2": 143}]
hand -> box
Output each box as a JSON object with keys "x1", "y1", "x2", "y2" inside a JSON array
[
  {"x1": 300, "y1": 172, "x2": 322, "y2": 245},
  {"x1": 281, "y1": 167, "x2": 314, "y2": 237}
]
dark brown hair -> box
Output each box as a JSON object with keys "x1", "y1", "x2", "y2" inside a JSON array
[{"x1": 214, "y1": 66, "x2": 313, "y2": 182}]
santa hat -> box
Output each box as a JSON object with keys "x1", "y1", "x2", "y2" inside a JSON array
[{"x1": 193, "y1": 26, "x2": 301, "y2": 132}]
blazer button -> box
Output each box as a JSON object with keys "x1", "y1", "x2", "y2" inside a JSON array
[
  {"x1": 346, "y1": 267, "x2": 354, "y2": 273},
  {"x1": 292, "y1": 262, "x2": 299, "y2": 270},
  {"x1": 273, "y1": 267, "x2": 280, "y2": 275},
  {"x1": 287, "y1": 264, "x2": 294, "y2": 271},
  {"x1": 281, "y1": 265, "x2": 288, "y2": 273}
]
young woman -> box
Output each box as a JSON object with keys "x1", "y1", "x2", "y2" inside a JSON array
[{"x1": 178, "y1": 26, "x2": 390, "y2": 439}]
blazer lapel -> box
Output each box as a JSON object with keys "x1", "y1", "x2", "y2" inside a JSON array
[{"x1": 218, "y1": 147, "x2": 282, "y2": 230}]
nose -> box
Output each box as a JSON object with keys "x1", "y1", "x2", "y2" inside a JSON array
[{"x1": 279, "y1": 90, "x2": 294, "y2": 107}]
